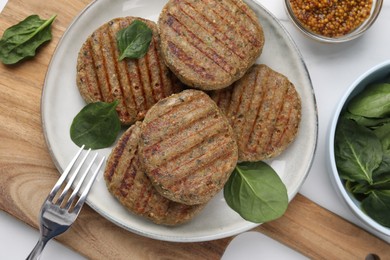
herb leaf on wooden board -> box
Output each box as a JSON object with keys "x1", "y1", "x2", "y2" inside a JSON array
[
  {"x1": 70, "y1": 101, "x2": 121, "y2": 149},
  {"x1": 0, "y1": 14, "x2": 56, "y2": 64},
  {"x1": 347, "y1": 83, "x2": 390, "y2": 118},
  {"x1": 224, "y1": 161, "x2": 288, "y2": 223},
  {"x1": 361, "y1": 190, "x2": 390, "y2": 227},
  {"x1": 334, "y1": 118, "x2": 382, "y2": 184},
  {"x1": 116, "y1": 20, "x2": 152, "y2": 61}
]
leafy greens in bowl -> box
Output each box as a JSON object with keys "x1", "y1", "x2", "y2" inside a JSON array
[{"x1": 327, "y1": 60, "x2": 390, "y2": 236}]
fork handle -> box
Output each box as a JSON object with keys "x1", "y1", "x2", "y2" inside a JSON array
[{"x1": 26, "y1": 237, "x2": 49, "y2": 260}]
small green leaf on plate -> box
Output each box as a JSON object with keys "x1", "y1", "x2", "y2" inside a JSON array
[
  {"x1": 224, "y1": 161, "x2": 288, "y2": 223},
  {"x1": 70, "y1": 101, "x2": 121, "y2": 149}
]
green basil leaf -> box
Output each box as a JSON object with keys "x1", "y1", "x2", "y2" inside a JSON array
[
  {"x1": 224, "y1": 161, "x2": 288, "y2": 223},
  {"x1": 0, "y1": 14, "x2": 56, "y2": 64},
  {"x1": 70, "y1": 101, "x2": 121, "y2": 149},
  {"x1": 361, "y1": 190, "x2": 390, "y2": 228},
  {"x1": 334, "y1": 118, "x2": 382, "y2": 184},
  {"x1": 348, "y1": 83, "x2": 390, "y2": 118},
  {"x1": 116, "y1": 20, "x2": 152, "y2": 60}
]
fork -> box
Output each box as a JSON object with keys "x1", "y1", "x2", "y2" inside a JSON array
[{"x1": 26, "y1": 145, "x2": 105, "y2": 260}]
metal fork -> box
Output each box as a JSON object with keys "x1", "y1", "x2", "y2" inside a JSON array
[{"x1": 26, "y1": 145, "x2": 105, "y2": 260}]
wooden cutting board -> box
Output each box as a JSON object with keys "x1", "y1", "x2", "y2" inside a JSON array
[{"x1": 0, "y1": 0, "x2": 389, "y2": 259}]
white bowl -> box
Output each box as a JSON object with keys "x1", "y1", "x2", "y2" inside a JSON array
[{"x1": 327, "y1": 60, "x2": 390, "y2": 236}]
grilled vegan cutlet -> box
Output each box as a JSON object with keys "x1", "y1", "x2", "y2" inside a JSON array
[
  {"x1": 210, "y1": 64, "x2": 302, "y2": 162},
  {"x1": 139, "y1": 89, "x2": 238, "y2": 205},
  {"x1": 76, "y1": 17, "x2": 182, "y2": 125},
  {"x1": 104, "y1": 121, "x2": 205, "y2": 226},
  {"x1": 158, "y1": 0, "x2": 264, "y2": 90}
]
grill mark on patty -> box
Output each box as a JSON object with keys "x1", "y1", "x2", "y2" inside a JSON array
[
  {"x1": 105, "y1": 25, "x2": 131, "y2": 120},
  {"x1": 86, "y1": 38, "x2": 105, "y2": 100},
  {"x1": 272, "y1": 99, "x2": 293, "y2": 150},
  {"x1": 229, "y1": 0, "x2": 259, "y2": 26},
  {"x1": 203, "y1": 0, "x2": 262, "y2": 48},
  {"x1": 175, "y1": 148, "x2": 235, "y2": 190},
  {"x1": 161, "y1": 133, "x2": 234, "y2": 189},
  {"x1": 230, "y1": 74, "x2": 254, "y2": 140},
  {"x1": 123, "y1": 54, "x2": 138, "y2": 116},
  {"x1": 247, "y1": 74, "x2": 277, "y2": 153},
  {"x1": 241, "y1": 67, "x2": 265, "y2": 152},
  {"x1": 144, "y1": 114, "x2": 226, "y2": 168},
  {"x1": 149, "y1": 37, "x2": 163, "y2": 102},
  {"x1": 137, "y1": 177, "x2": 153, "y2": 213},
  {"x1": 97, "y1": 30, "x2": 113, "y2": 103},
  {"x1": 154, "y1": 38, "x2": 169, "y2": 98},
  {"x1": 167, "y1": 41, "x2": 215, "y2": 81},
  {"x1": 135, "y1": 59, "x2": 148, "y2": 113},
  {"x1": 105, "y1": 128, "x2": 132, "y2": 182},
  {"x1": 141, "y1": 96, "x2": 203, "y2": 144},
  {"x1": 177, "y1": 1, "x2": 246, "y2": 60},
  {"x1": 255, "y1": 81, "x2": 288, "y2": 155},
  {"x1": 265, "y1": 83, "x2": 290, "y2": 151},
  {"x1": 118, "y1": 156, "x2": 137, "y2": 197},
  {"x1": 84, "y1": 40, "x2": 103, "y2": 100},
  {"x1": 167, "y1": 14, "x2": 234, "y2": 75},
  {"x1": 274, "y1": 86, "x2": 300, "y2": 148},
  {"x1": 142, "y1": 105, "x2": 217, "y2": 157}
]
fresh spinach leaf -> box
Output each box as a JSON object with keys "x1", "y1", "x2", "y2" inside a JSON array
[
  {"x1": 116, "y1": 20, "x2": 152, "y2": 61},
  {"x1": 346, "y1": 180, "x2": 370, "y2": 194},
  {"x1": 70, "y1": 101, "x2": 121, "y2": 149},
  {"x1": 361, "y1": 190, "x2": 390, "y2": 228},
  {"x1": 342, "y1": 111, "x2": 390, "y2": 128},
  {"x1": 348, "y1": 83, "x2": 390, "y2": 118},
  {"x1": 346, "y1": 181, "x2": 370, "y2": 202},
  {"x1": 370, "y1": 179, "x2": 390, "y2": 190},
  {"x1": 373, "y1": 123, "x2": 390, "y2": 150},
  {"x1": 224, "y1": 161, "x2": 288, "y2": 223},
  {"x1": 0, "y1": 14, "x2": 56, "y2": 64},
  {"x1": 373, "y1": 150, "x2": 390, "y2": 178},
  {"x1": 334, "y1": 118, "x2": 382, "y2": 184}
]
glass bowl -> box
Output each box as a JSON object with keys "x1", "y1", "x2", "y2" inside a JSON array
[{"x1": 284, "y1": 0, "x2": 383, "y2": 43}]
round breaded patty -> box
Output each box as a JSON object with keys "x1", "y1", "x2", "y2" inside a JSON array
[
  {"x1": 77, "y1": 17, "x2": 182, "y2": 125},
  {"x1": 139, "y1": 89, "x2": 238, "y2": 205},
  {"x1": 210, "y1": 64, "x2": 302, "y2": 161},
  {"x1": 158, "y1": 0, "x2": 264, "y2": 90},
  {"x1": 104, "y1": 122, "x2": 204, "y2": 225}
]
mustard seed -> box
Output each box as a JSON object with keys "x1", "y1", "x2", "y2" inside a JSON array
[{"x1": 289, "y1": 0, "x2": 373, "y2": 37}]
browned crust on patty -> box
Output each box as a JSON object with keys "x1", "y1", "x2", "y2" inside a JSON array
[
  {"x1": 77, "y1": 17, "x2": 183, "y2": 125},
  {"x1": 158, "y1": 0, "x2": 264, "y2": 90},
  {"x1": 210, "y1": 64, "x2": 302, "y2": 161},
  {"x1": 104, "y1": 122, "x2": 204, "y2": 225},
  {"x1": 139, "y1": 89, "x2": 238, "y2": 205}
]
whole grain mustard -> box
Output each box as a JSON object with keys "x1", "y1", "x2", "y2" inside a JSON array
[{"x1": 289, "y1": 0, "x2": 373, "y2": 37}]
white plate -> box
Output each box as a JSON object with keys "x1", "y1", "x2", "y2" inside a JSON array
[{"x1": 41, "y1": 0, "x2": 318, "y2": 242}]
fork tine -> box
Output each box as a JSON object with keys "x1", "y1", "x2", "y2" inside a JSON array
[
  {"x1": 55, "y1": 148, "x2": 91, "y2": 205},
  {"x1": 47, "y1": 145, "x2": 85, "y2": 201},
  {"x1": 69, "y1": 156, "x2": 105, "y2": 213},
  {"x1": 63, "y1": 152, "x2": 97, "y2": 210}
]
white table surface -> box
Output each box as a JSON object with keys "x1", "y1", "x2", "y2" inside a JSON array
[{"x1": 0, "y1": 0, "x2": 389, "y2": 259}]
